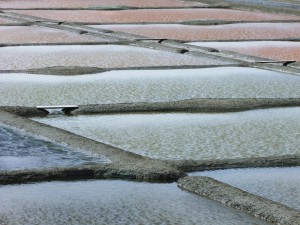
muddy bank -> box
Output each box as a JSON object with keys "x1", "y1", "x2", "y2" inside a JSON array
[
  {"x1": 0, "y1": 110, "x2": 184, "y2": 181},
  {"x1": 178, "y1": 176, "x2": 300, "y2": 225},
  {"x1": 1, "y1": 98, "x2": 300, "y2": 117},
  {"x1": 170, "y1": 155, "x2": 300, "y2": 172},
  {"x1": 186, "y1": 0, "x2": 300, "y2": 16},
  {"x1": 74, "y1": 98, "x2": 300, "y2": 115},
  {"x1": 0, "y1": 162, "x2": 185, "y2": 185}
]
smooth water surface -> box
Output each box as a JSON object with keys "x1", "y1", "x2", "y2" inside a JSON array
[
  {"x1": 189, "y1": 41, "x2": 300, "y2": 61},
  {"x1": 9, "y1": 8, "x2": 299, "y2": 23},
  {"x1": 33, "y1": 107, "x2": 300, "y2": 160},
  {"x1": 0, "y1": 26, "x2": 111, "y2": 44},
  {"x1": 1, "y1": 0, "x2": 201, "y2": 9},
  {"x1": 0, "y1": 180, "x2": 269, "y2": 225},
  {"x1": 0, "y1": 125, "x2": 108, "y2": 170},
  {"x1": 0, "y1": 45, "x2": 220, "y2": 70},
  {"x1": 191, "y1": 167, "x2": 300, "y2": 210},
  {"x1": 1, "y1": 67, "x2": 300, "y2": 106},
  {"x1": 93, "y1": 23, "x2": 300, "y2": 41}
]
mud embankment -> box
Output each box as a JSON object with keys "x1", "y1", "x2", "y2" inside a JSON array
[{"x1": 178, "y1": 176, "x2": 300, "y2": 225}]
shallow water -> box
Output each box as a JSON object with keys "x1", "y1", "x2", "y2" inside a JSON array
[
  {"x1": 188, "y1": 41, "x2": 300, "y2": 61},
  {"x1": 0, "y1": 26, "x2": 112, "y2": 44},
  {"x1": 94, "y1": 23, "x2": 300, "y2": 41},
  {"x1": 0, "y1": 125, "x2": 108, "y2": 170},
  {"x1": 0, "y1": 180, "x2": 270, "y2": 225},
  {"x1": 33, "y1": 107, "x2": 300, "y2": 160},
  {"x1": 224, "y1": 0, "x2": 300, "y2": 10},
  {"x1": 0, "y1": 18, "x2": 12, "y2": 24},
  {"x1": 0, "y1": 0, "x2": 201, "y2": 9},
  {"x1": 0, "y1": 45, "x2": 222, "y2": 70},
  {"x1": 1, "y1": 67, "x2": 300, "y2": 106},
  {"x1": 9, "y1": 8, "x2": 300, "y2": 23},
  {"x1": 191, "y1": 167, "x2": 300, "y2": 210}
]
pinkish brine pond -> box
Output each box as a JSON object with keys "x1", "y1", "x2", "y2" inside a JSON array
[
  {"x1": 0, "y1": 26, "x2": 112, "y2": 44},
  {"x1": 7, "y1": 8, "x2": 300, "y2": 23},
  {"x1": 0, "y1": 0, "x2": 203, "y2": 9},
  {"x1": 188, "y1": 41, "x2": 300, "y2": 62},
  {"x1": 92, "y1": 23, "x2": 300, "y2": 41}
]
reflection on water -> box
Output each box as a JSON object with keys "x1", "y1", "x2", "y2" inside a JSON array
[
  {"x1": 0, "y1": 180, "x2": 269, "y2": 225},
  {"x1": 191, "y1": 167, "x2": 300, "y2": 210},
  {"x1": 0, "y1": 125, "x2": 108, "y2": 170},
  {"x1": 1, "y1": 67, "x2": 300, "y2": 106},
  {"x1": 33, "y1": 107, "x2": 300, "y2": 160}
]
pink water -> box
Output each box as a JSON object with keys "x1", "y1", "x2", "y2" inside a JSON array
[{"x1": 7, "y1": 9, "x2": 300, "y2": 23}]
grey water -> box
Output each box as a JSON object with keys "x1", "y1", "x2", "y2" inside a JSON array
[
  {"x1": 0, "y1": 125, "x2": 108, "y2": 170},
  {"x1": 0, "y1": 180, "x2": 270, "y2": 225},
  {"x1": 33, "y1": 107, "x2": 300, "y2": 160},
  {"x1": 190, "y1": 167, "x2": 300, "y2": 210},
  {"x1": 2, "y1": 67, "x2": 300, "y2": 106}
]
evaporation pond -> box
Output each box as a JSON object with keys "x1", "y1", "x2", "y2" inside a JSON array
[
  {"x1": 0, "y1": 0, "x2": 201, "y2": 9},
  {"x1": 0, "y1": 125, "x2": 108, "y2": 170},
  {"x1": 188, "y1": 41, "x2": 300, "y2": 62},
  {"x1": 0, "y1": 180, "x2": 270, "y2": 225},
  {"x1": 0, "y1": 45, "x2": 224, "y2": 70},
  {"x1": 33, "y1": 107, "x2": 300, "y2": 160},
  {"x1": 9, "y1": 8, "x2": 299, "y2": 23},
  {"x1": 94, "y1": 23, "x2": 300, "y2": 41},
  {"x1": 1, "y1": 67, "x2": 300, "y2": 106},
  {"x1": 0, "y1": 26, "x2": 112, "y2": 44},
  {"x1": 191, "y1": 167, "x2": 300, "y2": 210}
]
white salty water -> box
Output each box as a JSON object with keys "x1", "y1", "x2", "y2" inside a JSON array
[
  {"x1": 0, "y1": 45, "x2": 224, "y2": 70},
  {"x1": 0, "y1": 180, "x2": 270, "y2": 225},
  {"x1": 1, "y1": 67, "x2": 300, "y2": 106},
  {"x1": 191, "y1": 167, "x2": 300, "y2": 210},
  {"x1": 0, "y1": 125, "x2": 108, "y2": 170},
  {"x1": 33, "y1": 107, "x2": 300, "y2": 160}
]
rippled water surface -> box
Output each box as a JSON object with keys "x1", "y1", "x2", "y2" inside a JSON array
[
  {"x1": 33, "y1": 107, "x2": 300, "y2": 160},
  {"x1": 191, "y1": 167, "x2": 300, "y2": 210},
  {"x1": 188, "y1": 41, "x2": 300, "y2": 62},
  {"x1": 0, "y1": 180, "x2": 270, "y2": 225},
  {"x1": 0, "y1": 45, "x2": 220, "y2": 70},
  {"x1": 0, "y1": 125, "x2": 107, "y2": 170},
  {"x1": 1, "y1": 67, "x2": 300, "y2": 106}
]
